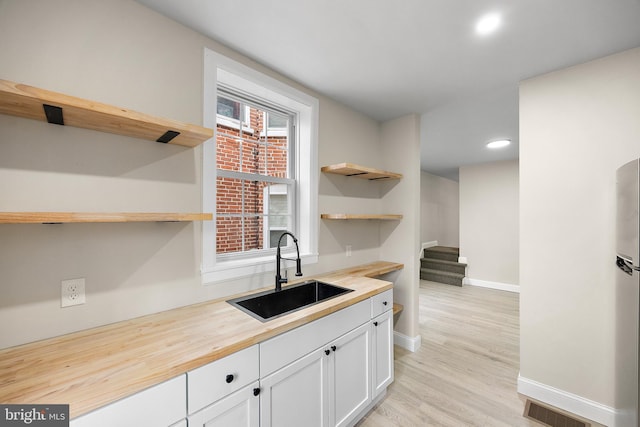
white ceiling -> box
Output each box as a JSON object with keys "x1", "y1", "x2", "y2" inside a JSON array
[{"x1": 136, "y1": 0, "x2": 640, "y2": 180}]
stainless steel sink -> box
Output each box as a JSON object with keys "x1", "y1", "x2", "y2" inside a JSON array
[{"x1": 227, "y1": 280, "x2": 353, "y2": 322}]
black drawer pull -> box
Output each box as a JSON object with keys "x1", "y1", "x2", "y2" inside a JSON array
[
  {"x1": 325, "y1": 349, "x2": 331, "y2": 355},
  {"x1": 225, "y1": 374, "x2": 234, "y2": 383},
  {"x1": 331, "y1": 345, "x2": 337, "y2": 352},
  {"x1": 253, "y1": 387, "x2": 260, "y2": 396},
  {"x1": 383, "y1": 301, "x2": 388, "y2": 306},
  {"x1": 373, "y1": 321, "x2": 378, "y2": 326}
]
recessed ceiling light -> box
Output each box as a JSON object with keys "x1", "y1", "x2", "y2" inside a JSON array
[
  {"x1": 486, "y1": 139, "x2": 511, "y2": 149},
  {"x1": 476, "y1": 13, "x2": 502, "y2": 35}
]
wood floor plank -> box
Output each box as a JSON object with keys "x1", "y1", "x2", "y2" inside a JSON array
[{"x1": 357, "y1": 280, "x2": 538, "y2": 427}]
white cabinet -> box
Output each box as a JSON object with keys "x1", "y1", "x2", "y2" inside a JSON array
[
  {"x1": 260, "y1": 322, "x2": 371, "y2": 427},
  {"x1": 371, "y1": 289, "x2": 393, "y2": 318},
  {"x1": 187, "y1": 345, "x2": 259, "y2": 414},
  {"x1": 371, "y1": 309, "x2": 394, "y2": 397},
  {"x1": 187, "y1": 345, "x2": 260, "y2": 427},
  {"x1": 260, "y1": 300, "x2": 370, "y2": 377},
  {"x1": 329, "y1": 323, "x2": 371, "y2": 427},
  {"x1": 259, "y1": 301, "x2": 374, "y2": 427},
  {"x1": 260, "y1": 346, "x2": 328, "y2": 427},
  {"x1": 188, "y1": 381, "x2": 260, "y2": 427},
  {"x1": 70, "y1": 375, "x2": 186, "y2": 427}
]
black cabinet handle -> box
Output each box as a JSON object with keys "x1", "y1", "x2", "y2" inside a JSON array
[
  {"x1": 225, "y1": 374, "x2": 234, "y2": 383},
  {"x1": 383, "y1": 301, "x2": 388, "y2": 306},
  {"x1": 373, "y1": 321, "x2": 378, "y2": 326},
  {"x1": 331, "y1": 345, "x2": 337, "y2": 352},
  {"x1": 253, "y1": 387, "x2": 260, "y2": 396},
  {"x1": 325, "y1": 349, "x2": 331, "y2": 355}
]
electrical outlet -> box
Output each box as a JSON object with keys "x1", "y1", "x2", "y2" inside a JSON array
[
  {"x1": 61, "y1": 278, "x2": 86, "y2": 308},
  {"x1": 346, "y1": 245, "x2": 352, "y2": 257}
]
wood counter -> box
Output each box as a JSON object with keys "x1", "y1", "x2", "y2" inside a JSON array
[{"x1": 0, "y1": 261, "x2": 402, "y2": 419}]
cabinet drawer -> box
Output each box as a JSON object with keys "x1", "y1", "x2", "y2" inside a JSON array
[
  {"x1": 70, "y1": 375, "x2": 186, "y2": 427},
  {"x1": 260, "y1": 299, "x2": 370, "y2": 377},
  {"x1": 371, "y1": 289, "x2": 393, "y2": 318},
  {"x1": 187, "y1": 345, "x2": 259, "y2": 414}
]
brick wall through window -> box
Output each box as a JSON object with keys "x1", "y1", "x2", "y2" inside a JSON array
[{"x1": 216, "y1": 101, "x2": 291, "y2": 254}]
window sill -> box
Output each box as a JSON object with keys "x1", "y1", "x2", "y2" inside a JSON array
[{"x1": 202, "y1": 252, "x2": 318, "y2": 285}]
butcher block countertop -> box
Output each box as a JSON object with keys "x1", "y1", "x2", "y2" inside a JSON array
[{"x1": 0, "y1": 261, "x2": 403, "y2": 419}]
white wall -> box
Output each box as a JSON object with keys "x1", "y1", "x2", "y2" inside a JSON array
[
  {"x1": 420, "y1": 171, "x2": 459, "y2": 247},
  {"x1": 520, "y1": 47, "x2": 640, "y2": 425},
  {"x1": 0, "y1": 0, "x2": 413, "y2": 348},
  {"x1": 459, "y1": 160, "x2": 519, "y2": 286},
  {"x1": 317, "y1": 98, "x2": 382, "y2": 270},
  {"x1": 380, "y1": 114, "x2": 421, "y2": 345}
]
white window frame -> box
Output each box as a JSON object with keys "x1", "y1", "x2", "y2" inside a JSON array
[
  {"x1": 263, "y1": 183, "x2": 288, "y2": 248},
  {"x1": 202, "y1": 48, "x2": 319, "y2": 284},
  {"x1": 216, "y1": 101, "x2": 253, "y2": 134},
  {"x1": 260, "y1": 111, "x2": 288, "y2": 138}
]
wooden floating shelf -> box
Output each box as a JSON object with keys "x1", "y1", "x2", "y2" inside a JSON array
[
  {"x1": 321, "y1": 214, "x2": 403, "y2": 220},
  {"x1": 321, "y1": 163, "x2": 402, "y2": 180},
  {"x1": 392, "y1": 303, "x2": 404, "y2": 316},
  {"x1": 0, "y1": 79, "x2": 213, "y2": 147},
  {"x1": 0, "y1": 212, "x2": 213, "y2": 224}
]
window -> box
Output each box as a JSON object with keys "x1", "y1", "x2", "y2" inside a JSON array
[
  {"x1": 215, "y1": 92, "x2": 294, "y2": 255},
  {"x1": 216, "y1": 95, "x2": 253, "y2": 133},
  {"x1": 202, "y1": 49, "x2": 319, "y2": 283}
]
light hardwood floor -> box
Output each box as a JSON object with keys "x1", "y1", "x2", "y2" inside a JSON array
[{"x1": 358, "y1": 280, "x2": 539, "y2": 427}]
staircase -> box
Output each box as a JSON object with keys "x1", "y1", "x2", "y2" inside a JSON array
[{"x1": 420, "y1": 246, "x2": 467, "y2": 286}]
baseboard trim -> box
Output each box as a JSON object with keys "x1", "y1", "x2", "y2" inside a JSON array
[
  {"x1": 464, "y1": 277, "x2": 520, "y2": 293},
  {"x1": 393, "y1": 331, "x2": 421, "y2": 352},
  {"x1": 518, "y1": 375, "x2": 618, "y2": 427}
]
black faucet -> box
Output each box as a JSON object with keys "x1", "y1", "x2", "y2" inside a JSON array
[{"x1": 275, "y1": 231, "x2": 302, "y2": 291}]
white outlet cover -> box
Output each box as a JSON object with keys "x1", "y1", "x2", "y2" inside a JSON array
[{"x1": 61, "y1": 278, "x2": 86, "y2": 307}]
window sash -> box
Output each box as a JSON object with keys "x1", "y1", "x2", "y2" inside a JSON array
[{"x1": 215, "y1": 91, "x2": 297, "y2": 258}]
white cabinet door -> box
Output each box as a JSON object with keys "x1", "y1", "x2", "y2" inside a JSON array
[
  {"x1": 372, "y1": 309, "x2": 394, "y2": 397},
  {"x1": 260, "y1": 346, "x2": 329, "y2": 427},
  {"x1": 188, "y1": 381, "x2": 259, "y2": 427},
  {"x1": 330, "y1": 323, "x2": 371, "y2": 427},
  {"x1": 259, "y1": 292, "x2": 394, "y2": 427}
]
